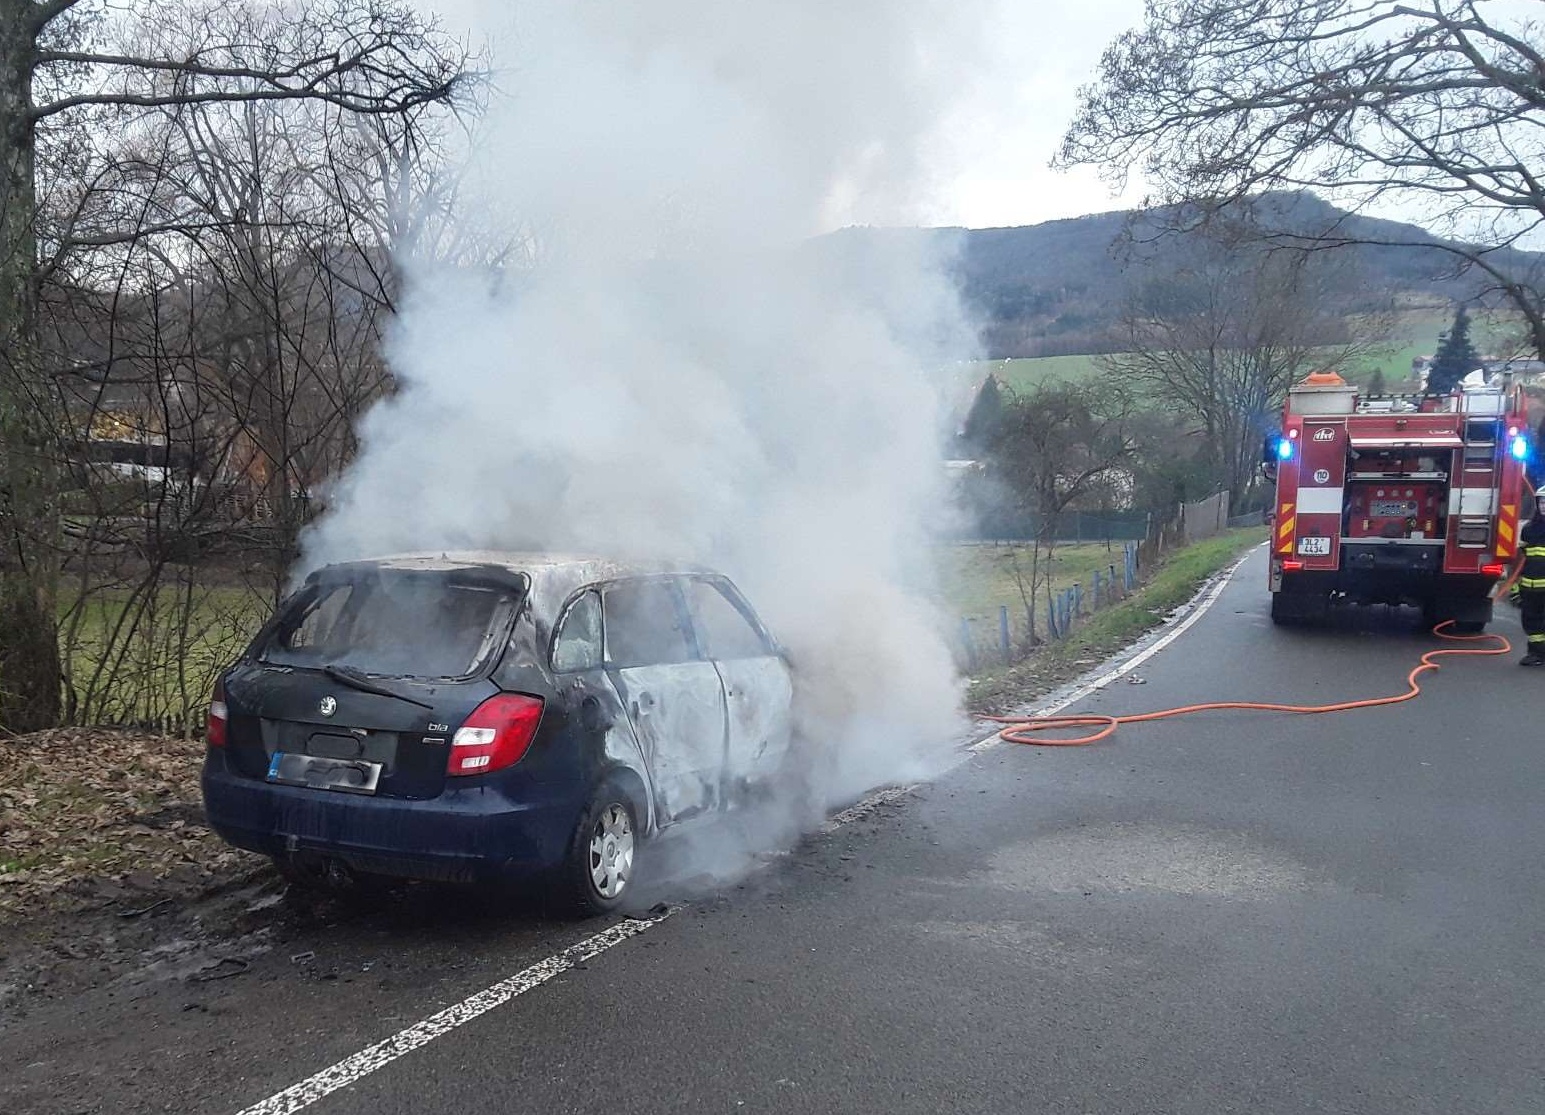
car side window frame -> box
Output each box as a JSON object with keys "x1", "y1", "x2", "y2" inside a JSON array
[
  {"x1": 600, "y1": 575, "x2": 698, "y2": 669},
  {"x1": 550, "y1": 588, "x2": 605, "y2": 674},
  {"x1": 680, "y1": 575, "x2": 776, "y2": 660}
]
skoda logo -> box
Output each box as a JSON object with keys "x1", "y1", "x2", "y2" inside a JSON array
[{"x1": 319, "y1": 695, "x2": 337, "y2": 717}]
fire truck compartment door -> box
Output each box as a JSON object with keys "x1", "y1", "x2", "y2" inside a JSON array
[
  {"x1": 1348, "y1": 434, "x2": 1463, "y2": 449},
  {"x1": 1449, "y1": 489, "x2": 1496, "y2": 516}
]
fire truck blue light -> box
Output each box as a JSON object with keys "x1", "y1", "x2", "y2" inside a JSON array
[
  {"x1": 1510, "y1": 435, "x2": 1530, "y2": 461},
  {"x1": 1277, "y1": 438, "x2": 1295, "y2": 460}
]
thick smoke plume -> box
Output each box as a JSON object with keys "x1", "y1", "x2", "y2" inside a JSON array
[{"x1": 302, "y1": 0, "x2": 990, "y2": 855}]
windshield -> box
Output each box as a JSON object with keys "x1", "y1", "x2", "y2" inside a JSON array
[{"x1": 261, "y1": 572, "x2": 521, "y2": 679}]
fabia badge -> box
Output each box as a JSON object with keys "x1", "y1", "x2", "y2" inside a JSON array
[{"x1": 319, "y1": 695, "x2": 338, "y2": 717}]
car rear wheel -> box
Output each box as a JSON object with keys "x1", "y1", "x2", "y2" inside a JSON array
[{"x1": 559, "y1": 783, "x2": 638, "y2": 917}]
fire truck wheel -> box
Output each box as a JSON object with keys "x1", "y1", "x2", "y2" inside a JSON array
[{"x1": 1421, "y1": 600, "x2": 1489, "y2": 635}]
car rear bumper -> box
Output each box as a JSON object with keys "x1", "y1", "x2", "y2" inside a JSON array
[{"x1": 201, "y1": 752, "x2": 583, "y2": 882}]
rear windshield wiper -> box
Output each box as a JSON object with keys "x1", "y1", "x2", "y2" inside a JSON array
[{"x1": 321, "y1": 664, "x2": 436, "y2": 709}]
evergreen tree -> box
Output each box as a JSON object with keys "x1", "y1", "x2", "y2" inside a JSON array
[{"x1": 1427, "y1": 307, "x2": 1480, "y2": 395}]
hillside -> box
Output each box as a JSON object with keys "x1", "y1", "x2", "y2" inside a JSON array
[{"x1": 824, "y1": 192, "x2": 1545, "y2": 360}]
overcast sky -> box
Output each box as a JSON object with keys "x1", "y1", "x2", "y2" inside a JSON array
[{"x1": 418, "y1": 0, "x2": 1149, "y2": 231}]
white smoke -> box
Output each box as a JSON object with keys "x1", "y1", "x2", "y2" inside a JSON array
[{"x1": 303, "y1": 0, "x2": 992, "y2": 839}]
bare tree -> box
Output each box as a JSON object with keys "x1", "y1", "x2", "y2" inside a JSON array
[
  {"x1": 1100, "y1": 236, "x2": 1378, "y2": 506},
  {"x1": 0, "y1": 0, "x2": 471, "y2": 733},
  {"x1": 987, "y1": 381, "x2": 1136, "y2": 641},
  {"x1": 1060, "y1": 1, "x2": 1545, "y2": 356}
]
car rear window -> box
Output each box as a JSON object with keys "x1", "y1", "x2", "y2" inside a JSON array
[{"x1": 262, "y1": 572, "x2": 521, "y2": 679}]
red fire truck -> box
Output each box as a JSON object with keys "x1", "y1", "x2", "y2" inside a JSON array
[{"x1": 1265, "y1": 372, "x2": 1531, "y2": 630}]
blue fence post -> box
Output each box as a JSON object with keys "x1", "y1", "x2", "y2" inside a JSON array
[
  {"x1": 1073, "y1": 582, "x2": 1083, "y2": 615},
  {"x1": 1092, "y1": 570, "x2": 1102, "y2": 608},
  {"x1": 1047, "y1": 598, "x2": 1058, "y2": 640},
  {"x1": 998, "y1": 605, "x2": 1011, "y2": 662}
]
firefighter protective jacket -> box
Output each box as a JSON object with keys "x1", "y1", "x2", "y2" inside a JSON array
[{"x1": 1521, "y1": 515, "x2": 1545, "y2": 590}]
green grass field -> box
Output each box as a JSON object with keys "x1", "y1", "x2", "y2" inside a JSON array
[
  {"x1": 964, "y1": 527, "x2": 1267, "y2": 711},
  {"x1": 58, "y1": 583, "x2": 270, "y2": 731},
  {"x1": 971, "y1": 307, "x2": 1530, "y2": 398},
  {"x1": 939, "y1": 540, "x2": 1139, "y2": 647}
]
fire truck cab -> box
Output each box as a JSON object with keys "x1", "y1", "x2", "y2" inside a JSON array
[{"x1": 1265, "y1": 372, "x2": 1530, "y2": 631}]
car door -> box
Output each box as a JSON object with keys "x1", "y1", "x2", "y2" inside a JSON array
[
  {"x1": 681, "y1": 576, "x2": 792, "y2": 789},
  {"x1": 603, "y1": 577, "x2": 728, "y2": 824},
  {"x1": 547, "y1": 588, "x2": 655, "y2": 815}
]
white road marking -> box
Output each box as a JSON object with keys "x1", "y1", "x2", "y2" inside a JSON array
[
  {"x1": 234, "y1": 915, "x2": 666, "y2": 1115},
  {"x1": 234, "y1": 547, "x2": 1258, "y2": 1115},
  {"x1": 965, "y1": 546, "x2": 1257, "y2": 754}
]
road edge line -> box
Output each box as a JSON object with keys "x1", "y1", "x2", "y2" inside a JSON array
[{"x1": 233, "y1": 915, "x2": 667, "y2": 1115}]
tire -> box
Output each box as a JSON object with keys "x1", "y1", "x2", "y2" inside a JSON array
[
  {"x1": 558, "y1": 780, "x2": 639, "y2": 917},
  {"x1": 1424, "y1": 598, "x2": 1491, "y2": 635}
]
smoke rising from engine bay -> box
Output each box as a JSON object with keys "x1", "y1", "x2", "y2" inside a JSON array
[{"x1": 301, "y1": 0, "x2": 992, "y2": 867}]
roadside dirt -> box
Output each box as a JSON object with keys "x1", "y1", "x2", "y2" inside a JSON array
[{"x1": 0, "y1": 728, "x2": 271, "y2": 1016}]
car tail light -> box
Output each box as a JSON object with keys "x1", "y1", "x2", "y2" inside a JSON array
[
  {"x1": 207, "y1": 678, "x2": 228, "y2": 747},
  {"x1": 448, "y1": 694, "x2": 544, "y2": 776},
  {"x1": 1481, "y1": 562, "x2": 1506, "y2": 577}
]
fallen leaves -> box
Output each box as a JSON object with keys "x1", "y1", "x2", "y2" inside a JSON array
[{"x1": 0, "y1": 727, "x2": 258, "y2": 923}]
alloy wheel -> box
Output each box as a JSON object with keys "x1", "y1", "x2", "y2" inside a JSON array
[{"x1": 588, "y1": 803, "x2": 634, "y2": 899}]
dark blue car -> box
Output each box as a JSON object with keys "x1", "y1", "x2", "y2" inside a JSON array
[{"x1": 202, "y1": 553, "x2": 793, "y2": 914}]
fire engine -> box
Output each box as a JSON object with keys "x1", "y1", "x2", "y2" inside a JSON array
[{"x1": 1265, "y1": 371, "x2": 1531, "y2": 630}]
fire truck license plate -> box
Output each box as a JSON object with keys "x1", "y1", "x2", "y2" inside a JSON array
[{"x1": 1297, "y1": 537, "x2": 1331, "y2": 556}]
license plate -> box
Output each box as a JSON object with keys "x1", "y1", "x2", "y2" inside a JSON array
[
  {"x1": 1297, "y1": 536, "x2": 1332, "y2": 556},
  {"x1": 267, "y1": 752, "x2": 382, "y2": 795}
]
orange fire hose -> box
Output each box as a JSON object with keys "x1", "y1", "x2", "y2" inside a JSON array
[{"x1": 988, "y1": 621, "x2": 1512, "y2": 747}]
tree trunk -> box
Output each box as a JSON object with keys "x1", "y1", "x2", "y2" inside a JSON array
[{"x1": 0, "y1": 1, "x2": 58, "y2": 733}]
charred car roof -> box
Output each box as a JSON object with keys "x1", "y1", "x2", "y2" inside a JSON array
[{"x1": 304, "y1": 551, "x2": 717, "y2": 627}]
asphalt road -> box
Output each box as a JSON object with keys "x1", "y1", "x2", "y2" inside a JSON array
[{"x1": 5, "y1": 545, "x2": 1545, "y2": 1115}]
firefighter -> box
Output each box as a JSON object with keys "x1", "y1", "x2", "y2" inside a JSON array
[{"x1": 1518, "y1": 491, "x2": 1545, "y2": 666}]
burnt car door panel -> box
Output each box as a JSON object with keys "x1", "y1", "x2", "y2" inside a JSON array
[
  {"x1": 682, "y1": 577, "x2": 792, "y2": 787},
  {"x1": 602, "y1": 577, "x2": 728, "y2": 825},
  {"x1": 549, "y1": 589, "x2": 653, "y2": 827}
]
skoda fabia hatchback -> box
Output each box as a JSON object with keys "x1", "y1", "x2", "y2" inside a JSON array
[{"x1": 201, "y1": 553, "x2": 794, "y2": 914}]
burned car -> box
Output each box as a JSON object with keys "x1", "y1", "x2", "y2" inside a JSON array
[{"x1": 201, "y1": 553, "x2": 793, "y2": 914}]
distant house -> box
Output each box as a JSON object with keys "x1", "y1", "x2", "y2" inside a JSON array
[
  {"x1": 1411, "y1": 353, "x2": 1545, "y2": 390},
  {"x1": 1486, "y1": 358, "x2": 1545, "y2": 383}
]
